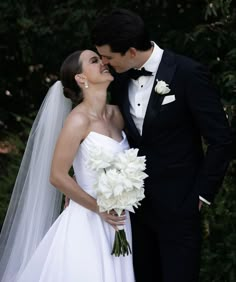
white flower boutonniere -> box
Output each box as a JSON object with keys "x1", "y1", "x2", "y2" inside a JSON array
[{"x1": 155, "y1": 80, "x2": 171, "y2": 95}]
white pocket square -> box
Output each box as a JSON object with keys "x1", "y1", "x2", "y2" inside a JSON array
[{"x1": 162, "y1": 95, "x2": 176, "y2": 105}]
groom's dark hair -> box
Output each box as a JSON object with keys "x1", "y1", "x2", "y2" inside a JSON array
[{"x1": 92, "y1": 8, "x2": 152, "y2": 55}]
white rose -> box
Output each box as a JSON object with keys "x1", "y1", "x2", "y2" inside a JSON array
[{"x1": 155, "y1": 80, "x2": 171, "y2": 94}]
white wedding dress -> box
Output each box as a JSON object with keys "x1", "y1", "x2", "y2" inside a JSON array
[{"x1": 13, "y1": 131, "x2": 135, "y2": 282}]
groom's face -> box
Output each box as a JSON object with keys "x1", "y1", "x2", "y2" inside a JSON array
[{"x1": 96, "y1": 45, "x2": 134, "y2": 73}]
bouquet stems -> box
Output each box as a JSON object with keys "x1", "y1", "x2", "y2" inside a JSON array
[{"x1": 111, "y1": 229, "x2": 132, "y2": 256}]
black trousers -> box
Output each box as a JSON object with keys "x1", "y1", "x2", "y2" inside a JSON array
[{"x1": 131, "y1": 214, "x2": 201, "y2": 282}]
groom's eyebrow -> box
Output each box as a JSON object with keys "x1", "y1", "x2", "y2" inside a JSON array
[{"x1": 99, "y1": 54, "x2": 112, "y2": 60}]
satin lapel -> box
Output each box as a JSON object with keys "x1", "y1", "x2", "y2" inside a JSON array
[
  {"x1": 142, "y1": 50, "x2": 177, "y2": 136},
  {"x1": 120, "y1": 79, "x2": 141, "y2": 141}
]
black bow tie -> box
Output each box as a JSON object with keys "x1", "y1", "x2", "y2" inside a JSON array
[{"x1": 128, "y1": 67, "x2": 153, "y2": 80}]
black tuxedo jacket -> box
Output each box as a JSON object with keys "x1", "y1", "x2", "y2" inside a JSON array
[{"x1": 110, "y1": 50, "x2": 232, "y2": 220}]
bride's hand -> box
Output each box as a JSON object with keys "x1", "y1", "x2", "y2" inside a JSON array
[{"x1": 99, "y1": 210, "x2": 126, "y2": 230}]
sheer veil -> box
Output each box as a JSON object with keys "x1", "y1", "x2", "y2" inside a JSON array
[{"x1": 0, "y1": 81, "x2": 72, "y2": 281}]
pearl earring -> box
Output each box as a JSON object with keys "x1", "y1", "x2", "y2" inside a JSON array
[{"x1": 84, "y1": 81, "x2": 89, "y2": 89}]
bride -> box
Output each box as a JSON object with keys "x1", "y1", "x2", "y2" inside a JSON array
[{"x1": 0, "y1": 50, "x2": 135, "y2": 281}]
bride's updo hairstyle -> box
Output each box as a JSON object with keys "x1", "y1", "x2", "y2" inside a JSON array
[{"x1": 60, "y1": 50, "x2": 84, "y2": 105}]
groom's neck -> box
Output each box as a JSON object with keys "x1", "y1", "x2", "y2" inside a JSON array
[{"x1": 133, "y1": 45, "x2": 154, "y2": 69}]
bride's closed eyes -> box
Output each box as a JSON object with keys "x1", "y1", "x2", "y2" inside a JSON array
[{"x1": 90, "y1": 56, "x2": 100, "y2": 64}]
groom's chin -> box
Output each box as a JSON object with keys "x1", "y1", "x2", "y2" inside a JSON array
[{"x1": 108, "y1": 65, "x2": 118, "y2": 76}]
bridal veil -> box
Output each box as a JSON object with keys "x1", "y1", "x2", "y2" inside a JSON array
[{"x1": 0, "y1": 81, "x2": 72, "y2": 281}]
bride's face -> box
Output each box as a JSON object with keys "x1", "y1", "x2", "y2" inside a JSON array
[{"x1": 79, "y1": 50, "x2": 114, "y2": 84}]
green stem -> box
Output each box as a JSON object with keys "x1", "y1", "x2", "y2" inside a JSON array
[{"x1": 111, "y1": 230, "x2": 132, "y2": 257}]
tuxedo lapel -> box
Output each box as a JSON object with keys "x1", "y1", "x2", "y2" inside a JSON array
[
  {"x1": 142, "y1": 50, "x2": 177, "y2": 136},
  {"x1": 118, "y1": 77, "x2": 141, "y2": 142},
  {"x1": 123, "y1": 92, "x2": 141, "y2": 139}
]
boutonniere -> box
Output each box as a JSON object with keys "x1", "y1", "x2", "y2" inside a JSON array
[{"x1": 155, "y1": 80, "x2": 171, "y2": 95}]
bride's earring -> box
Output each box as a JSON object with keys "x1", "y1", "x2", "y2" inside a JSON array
[{"x1": 84, "y1": 80, "x2": 89, "y2": 89}]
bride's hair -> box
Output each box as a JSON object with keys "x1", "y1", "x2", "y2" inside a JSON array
[{"x1": 60, "y1": 50, "x2": 84, "y2": 105}]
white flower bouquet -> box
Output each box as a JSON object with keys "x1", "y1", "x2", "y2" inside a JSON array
[{"x1": 87, "y1": 147, "x2": 148, "y2": 256}]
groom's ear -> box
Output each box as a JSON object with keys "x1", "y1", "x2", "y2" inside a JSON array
[{"x1": 129, "y1": 47, "x2": 137, "y2": 58}]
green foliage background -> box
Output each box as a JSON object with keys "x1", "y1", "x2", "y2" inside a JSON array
[{"x1": 0, "y1": 0, "x2": 235, "y2": 281}]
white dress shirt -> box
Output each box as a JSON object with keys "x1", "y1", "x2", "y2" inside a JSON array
[{"x1": 128, "y1": 42, "x2": 163, "y2": 135}]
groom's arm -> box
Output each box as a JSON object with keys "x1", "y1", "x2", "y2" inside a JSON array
[{"x1": 186, "y1": 62, "x2": 232, "y2": 203}]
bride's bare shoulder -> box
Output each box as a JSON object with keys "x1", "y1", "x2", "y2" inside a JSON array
[{"x1": 63, "y1": 106, "x2": 90, "y2": 134}]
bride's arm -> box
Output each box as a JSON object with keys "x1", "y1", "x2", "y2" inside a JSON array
[
  {"x1": 50, "y1": 112, "x2": 98, "y2": 211},
  {"x1": 50, "y1": 111, "x2": 125, "y2": 227}
]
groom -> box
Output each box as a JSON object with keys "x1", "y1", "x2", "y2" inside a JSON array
[{"x1": 92, "y1": 8, "x2": 232, "y2": 282}]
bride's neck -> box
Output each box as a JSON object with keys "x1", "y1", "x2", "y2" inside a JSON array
[{"x1": 83, "y1": 91, "x2": 108, "y2": 119}]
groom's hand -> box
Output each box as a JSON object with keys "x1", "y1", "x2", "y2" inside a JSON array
[{"x1": 64, "y1": 196, "x2": 70, "y2": 209}]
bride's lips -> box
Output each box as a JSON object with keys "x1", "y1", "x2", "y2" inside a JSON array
[{"x1": 101, "y1": 66, "x2": 110, "y2": 73}]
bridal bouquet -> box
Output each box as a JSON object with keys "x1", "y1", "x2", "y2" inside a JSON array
[{"x1": 87, "y1": 147, "x2": 148, "y2": 256}]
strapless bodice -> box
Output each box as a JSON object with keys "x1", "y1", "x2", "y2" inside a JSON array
[{"x1": 73, "y1": 131, "x2": 129, "y2": 197}]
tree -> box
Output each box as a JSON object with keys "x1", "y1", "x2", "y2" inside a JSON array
[{"x1": 0, "y1": 1, "x2": 235, "y2": 280}]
